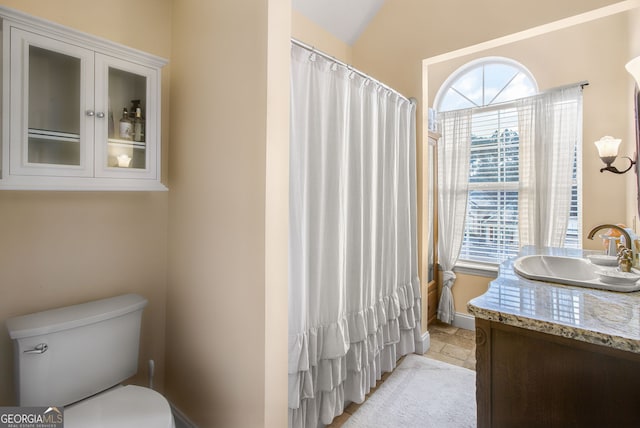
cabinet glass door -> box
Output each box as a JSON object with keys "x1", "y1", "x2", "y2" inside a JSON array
[
  {"x1": 10, "y1": 28, "x2": 94, "y2": 176},
  {"x1": 28, "y1": 46, "x2": 80, "y2": 165},
  {"x1": 95, "y1": 55, "x2": 158, "y2": 179}
]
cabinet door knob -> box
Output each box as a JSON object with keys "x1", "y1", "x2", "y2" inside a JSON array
[
  {"x1": 86, "y1": 110, "x2": 95, "y2": 117},
  {"x1": 96, "y1": 112, "x2": 105, "y2": 118}
]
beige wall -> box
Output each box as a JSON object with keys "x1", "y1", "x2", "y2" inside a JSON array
[
  {"x1": 353, "y1": 0, "x2": 637, "y2": 319},
  {"x1": 0, "y1": 0, "x2": 172, "y2": 405},
  {"x1": 166, "y1": 1, "x2": 288, "y2": 427}
]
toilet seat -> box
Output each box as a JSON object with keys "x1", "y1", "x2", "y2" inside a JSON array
[{"x1": 64, "y1": 385, "x2": 175, "y2": 428}]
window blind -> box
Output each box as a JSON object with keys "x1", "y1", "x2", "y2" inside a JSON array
[
  {"x1": 458, "y1": 105, "x2": 581, "y2": 264},
  {"x1": 565, "y1": 144, "x2": 582, "y2": 249}
]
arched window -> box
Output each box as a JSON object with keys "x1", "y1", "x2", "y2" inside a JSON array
[
  {"x1": 434, "y1": 57, "x2": 581, "y2": 266},
  {"x1": 435, "y1": 57, "x2": 538, "y2": 112}
]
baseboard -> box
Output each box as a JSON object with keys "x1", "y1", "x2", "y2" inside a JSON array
[
  {"x1": 452, "y1": 312, "x2": 475, "y2": 331},
  {"x1": 414, "y1": 330, "x2": 431, "y2": 354},
  {"x1": 170, "y1": 402, "x2": 197, "y2": 428}
]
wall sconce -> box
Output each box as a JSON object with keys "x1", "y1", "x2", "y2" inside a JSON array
[
  {"x1": 626, "y1": 56, "x2": 640, "y2": 87},
  {"x1": 595, "y1": 136, "x2": 636, "y2": 174}
]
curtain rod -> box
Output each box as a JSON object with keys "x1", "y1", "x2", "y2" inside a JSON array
[
  {"x1": 291, "y1": 38, "x2": 414, "y2": 105},
  {"x1": 439, "y1": 80, "x2": 589, "y2": 116},
  {"x1": 539, "y1": 80, "x2": 589, "y2": 94}
]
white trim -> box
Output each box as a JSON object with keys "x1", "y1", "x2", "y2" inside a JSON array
[
  {"x1": 415, "y1": 331, "x2": 431, "y2": 354},
  {"x1": 453, "y1": 260, "x2": 499, "y2": 278},
  {"x1": 170, "y1": 403, "x2": 197, "y2": 428},
  {"x1": 452, "y1": 312, "x2": 476, "y2": 331},
  {"x1": 0, "y1": 175, "x2": 168, "y2": 191}
]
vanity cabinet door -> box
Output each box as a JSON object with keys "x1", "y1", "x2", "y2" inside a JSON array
[
  {"x1": 475, "y1": 319, "x2": 640, "y2": 428},
  {"x1": 94, "y1": 54, "x2": 159, "y2": 180},
  {"x1": 9, "y1": 27, "x2": 95, "y2": 177}
]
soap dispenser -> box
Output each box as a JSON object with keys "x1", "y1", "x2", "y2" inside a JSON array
[{"x1": 605, "y1": 236, "x2": 620, "y2": 256}]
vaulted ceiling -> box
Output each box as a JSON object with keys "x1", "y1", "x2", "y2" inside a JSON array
[{"x1": 292, "y1": 0, "x2": 385, "y2": 45}]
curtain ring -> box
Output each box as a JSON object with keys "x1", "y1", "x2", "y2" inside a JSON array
[{"x1": 309, "y1": 48, "x2": 317, "y2": 62}]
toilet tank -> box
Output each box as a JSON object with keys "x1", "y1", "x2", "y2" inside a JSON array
[{"x1": 5, "y1": 294, "x2": 148, "y2": 407}]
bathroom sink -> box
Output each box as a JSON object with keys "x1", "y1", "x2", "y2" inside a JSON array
[{"x1": 512, "y1": 255, "x2": 640, "y2": 292}]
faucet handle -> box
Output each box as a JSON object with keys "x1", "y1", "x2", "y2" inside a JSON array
[
  {"x1": 617, "y1": 247, "x2": 633, "y2": 272},
  {"x1": 617, "y1": 244, "x2": 631, "y2": 255}
]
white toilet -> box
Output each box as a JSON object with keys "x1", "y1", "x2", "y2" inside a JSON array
[{"x1": 5, "y1": 294, "x2": 175, "y2": 428}]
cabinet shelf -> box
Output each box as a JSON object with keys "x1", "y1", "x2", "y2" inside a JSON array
[
  {"x1": 28, "y1": 129, "x2": 80, "y2": 143},
  {"x1": 107, "y1": 138, "x2": 146, "y2": 149}
]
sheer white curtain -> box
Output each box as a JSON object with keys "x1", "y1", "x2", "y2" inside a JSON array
[
  {"x1": 436, "y1": 109, "x2": 472, "y2": 324},
  {"x1": 289, "y1": 43, "x2": 420, "y2": 428},
  {"x1": 517, "y1": 86, "x2": 583, "y2": 247}
]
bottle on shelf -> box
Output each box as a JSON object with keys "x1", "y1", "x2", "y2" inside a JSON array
[
  {"x1": 133, "y1": 107, "x2": 144, "y2": 142},
  {"x1": 119, "y1": 107, "x2": 132, "y2": 140},
  {"x1": 130, "y1": 99, "x2": 141, "y2": 120}
]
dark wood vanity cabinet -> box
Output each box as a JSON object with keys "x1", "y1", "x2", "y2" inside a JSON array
[{"x1": 475, "y1": 318, "x2": 640, "y2": 428}]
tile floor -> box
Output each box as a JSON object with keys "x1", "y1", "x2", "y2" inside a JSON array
[
  {"x1": 424, "y1": 320, "x2": 476, "y2": 370},
  {"x1": 327, "y1": 321, "x2": 476, "y2": 427}
]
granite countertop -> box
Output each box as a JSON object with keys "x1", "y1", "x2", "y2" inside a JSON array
[{"x1": 467, "y1": 246, "x2": 640, "y2": 354}]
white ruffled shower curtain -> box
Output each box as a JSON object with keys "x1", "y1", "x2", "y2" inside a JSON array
[{"x1": 288, "y1": 43, "x2": 420, "y2": 428}]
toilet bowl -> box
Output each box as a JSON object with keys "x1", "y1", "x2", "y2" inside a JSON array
[{"x1": 5, "y1": 294, "x2": 175, "y2": 428}]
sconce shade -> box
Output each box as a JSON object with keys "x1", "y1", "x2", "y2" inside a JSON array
[
  {"x1": 626, "y1": 56, "x2": 640, "y2": 87},
  {"x1": 595, "y1": 135, "x2": 636, "y2": 174},
  {"x1": 594, "y1": 135, "x2": 621, "y2": 164}
]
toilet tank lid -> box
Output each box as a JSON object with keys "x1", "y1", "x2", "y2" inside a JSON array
[{"x1": 6, "y1": 294, "x2": 148, "y2": 339}]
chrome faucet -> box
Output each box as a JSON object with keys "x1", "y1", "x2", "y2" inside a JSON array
[{"x1": 587, "y1": 224, "x2": 633, "y2": 272}]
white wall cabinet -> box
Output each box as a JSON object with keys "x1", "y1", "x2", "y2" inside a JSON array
[{"x1": 0, "y1": 7, "x2": 167, "y2": 190}]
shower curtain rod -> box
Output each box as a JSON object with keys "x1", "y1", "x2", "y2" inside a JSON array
[{"x1": 291, "y1": 38, "x2": 415, "y2": 105}]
